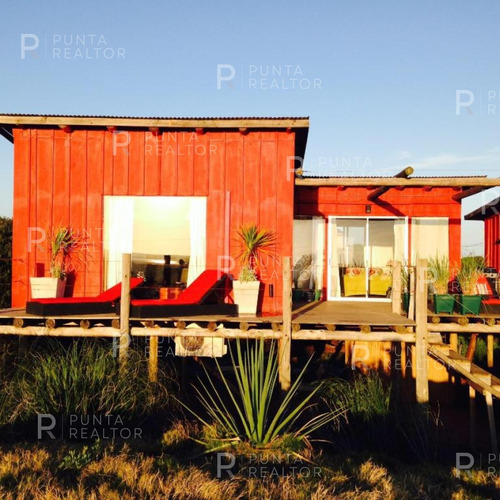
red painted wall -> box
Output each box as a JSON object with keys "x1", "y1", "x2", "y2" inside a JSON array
[
  {"x1": 485, "y1": 215, "x2": 500, "y2": 270},
  {"x1": 12, "y1": 128, "x2": 296, "y2": 314},
  {"x1": 295, "y1": 186, "x2": 462, "y2": 294}
]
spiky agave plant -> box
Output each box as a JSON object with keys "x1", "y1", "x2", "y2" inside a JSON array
[
  {"x1": 236, "y1": 224, "x2": 276, "y2": 279},
  {"x1": 181, "y1": 339, "x2": 340, "y2": 451}
]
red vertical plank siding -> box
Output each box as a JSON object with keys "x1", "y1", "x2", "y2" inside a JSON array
[
  {"x1": 225, "y1": 132, "x2": 243, "y2": 249},
  {"x1": 259, "y1": 136, "x2": 278, "y2": 313},
  {"x1": 128, "y1": 132, "x2": 145, "y2": 196},
  {"x1": 35, "y1": 130, "x2": 54, "y2": 275},
  {"x1": 11, "y1": 127, "x2": 297, "y2": 314},
  {"x1": 193, "y1": 133, "x2": 210, "y2": 196},
  {"x1": 160, "y1": 131, "x2": 177, "y2": 196},
  {"x1": 28, "y1": 130, "x2": 38, "y2": 284},
  {"x1": 69, "y1": 131, "x2": 88, "y2": 296},
  {"x1": 275, "y1": 134, "x2": 296, "y2": 311},
  {"x1": 144, "y1": 132, "x2": 161, "y2": 196},
  {"x1": 176, "y1": 132, "x2": 194, "y2": 196},
  {"x1": 86, "y1": 131, "x2": 105, "y2": 296},
  {"x1": 206, "y1": 132, "x2": 226, "y2": 270},
  {"x1": 53, "y1": 132, "x2": 71, "y2": 227},
  {"x1": 112, "y1": 131, "x2": 129, "y2": 195},
  {"x1": 485, "y1": 216, "x2": 500, "y2": 270},
  {"x1": 242, "y1": 134, "x2": 261, "y2": 225},
  {"x1": 103, "y1": 132, "x2": 114, "y2": 195},
  {"x1": 11, "y1": 129, "x2": 31, "y2": 307}
]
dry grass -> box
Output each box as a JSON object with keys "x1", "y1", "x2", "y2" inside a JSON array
[{"x1": 0, "y1": 442, "x2": 499, "y2": 499}]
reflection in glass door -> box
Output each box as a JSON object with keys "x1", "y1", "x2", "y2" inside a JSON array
[{"x1": 328, "y1": 218, "x2": 404, "y2": 300}]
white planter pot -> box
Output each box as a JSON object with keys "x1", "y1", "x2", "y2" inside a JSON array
[
  {"x1": 233, "y1": 280, "x2": 260, "y2": 315},
  {"x1": 30, "y1": 277, "x2": 67, "y2": 299}
]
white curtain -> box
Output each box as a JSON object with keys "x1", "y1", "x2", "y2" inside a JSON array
[
  {"x1": 329, "y1": 218, "x2": 341, "y2": 297},
  {"x1": 187, "y1": 198, "x2": 207, "y2": 285},
  {"x1": 311, "y1": 217, "x2": 325, "y2": 290},
  {"x1": 104, "y1": 197, "x2": 134, "y2": 288},
  {"x1": 394, "y1": 218, "x2": 406, "y2": 264},
  {"x1": 411, "y1": 217, "x2": 449, "y2": 263}
]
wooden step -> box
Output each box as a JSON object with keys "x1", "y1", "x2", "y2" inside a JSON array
[
  {"x1": 470, "y1": 364, "x2": 492, "y2": 384},
  {"x1": 448, "y1": 351, "x2": 472, "y2": 371},
  {"x1": 491, "y1": 375, "x2": 500, "y2": 390},
  {"x1": 433, "y1": 344, "x2": 451, "y2": 355}
]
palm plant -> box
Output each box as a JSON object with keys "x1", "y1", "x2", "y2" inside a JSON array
[
  {"x1": 181, "y1": 338, "x2": 340, "y2": 450},
  {"x1": 236, "y1": 224, "x2": 276, "y2": 281},
  {"x1": 48, "y1": 227, "x2": 86, "y2": 279}
]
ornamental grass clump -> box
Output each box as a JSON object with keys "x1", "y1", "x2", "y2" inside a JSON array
[
  {"x1": 428, "y1": 255, "x2": 451, "y2": 295},
  {"x1": 0, "y1": 340, "x2": 176, "y2": 424},
  {"x1": 181, "y1": 338, "x2": 340, "y2": 451},
  {"x1": 457, "y1": 256, "x2": 485, "y2": 295}
]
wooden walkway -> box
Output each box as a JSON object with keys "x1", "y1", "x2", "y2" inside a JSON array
[{"x1": 428, "y1": 344, "x2": 500, "y2": 454}]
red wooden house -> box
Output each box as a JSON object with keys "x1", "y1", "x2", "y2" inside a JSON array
[
  {"x1": 465, "y1": 196, "x2": 500, "y2": 271},
  {"x1": 0, "y1": 114, "x2": 498, "y2": 314},
  {"x1": 0, "y1": 114, "x2": 308, "y2": 315}
]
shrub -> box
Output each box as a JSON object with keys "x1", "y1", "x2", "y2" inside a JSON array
[
  {"x1": 0, "y1": 340, "x2": 177, "y2": 424},
  {"x1": 0, "y1": 216, "x2": 12, "y2": 308}
]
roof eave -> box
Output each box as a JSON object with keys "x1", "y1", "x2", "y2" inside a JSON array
[{"x1": 0, "y1": 114, "x2": 309, "y2": 130}]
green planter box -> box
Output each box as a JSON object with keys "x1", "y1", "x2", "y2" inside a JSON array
[
  {"x1": 434, "y1": 294, "x2": 455, "y2": 314},
  {"x1": 402, "y1": 292, "x2": 410, "y2": 313},
  {"x1": 456, "y1": 295, "x2": 483, "y2": 315}
]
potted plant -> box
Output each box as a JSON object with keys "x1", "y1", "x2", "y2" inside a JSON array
[
  {"x1": 232, "y1": 224, "x2": 276, "y2": 315},
  {"x1": 401, "y1": 264, "x2": 410, "y2": 313},
  {"x1": 30, "y1": 226, "x2": 84, "y2": 299},
  {"x1": 428, "y1": 255, "x2": 454, "y2": 314},
  {"x1": 456, "y1": 257, "x2": 485, "y2": 315}
]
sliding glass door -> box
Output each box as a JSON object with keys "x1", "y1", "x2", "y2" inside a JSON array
[{"x1": 328, "y1": 217, "x2": 406, "y2": 300}]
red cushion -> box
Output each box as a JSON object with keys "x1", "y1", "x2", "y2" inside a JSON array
[
  {"x1": 176, "y1": 270, "x2": 226, "y2": 303},
  {"x1": 30, "y1": 278, "x2": 144, "y2": 305},
  {"x1": 33, "y1": 297, "x2": 109, "y2": 304},
  {"x1": 131, "y1": 270, "x2": 227, "y2": 307},
  {"x1": 97, "y1": 277, "x2": 144, "y2": 301},
  {"x1": 483, "y1": 298, "x2": 500, "y2": 305}
]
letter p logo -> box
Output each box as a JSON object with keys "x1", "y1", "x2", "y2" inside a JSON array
[
  {"x1": 216, "y1": 64, "x2": 236, "y2": 90},
  {"x1": 21, "y1": 34, "x2": 39, "y2": 59},
  {"x1": 455, "y1": 452, "x2": 474, "y2": 478},
  {"x1": 456, "y1": 90, "x2": 474, "y2": 115}
]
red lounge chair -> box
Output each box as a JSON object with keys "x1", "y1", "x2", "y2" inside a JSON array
[
  {"x1": 130, "y1": 270, "x2": 238, "y2": 318},
  {"x1": 26, "y1": 278, "x2": 145, "y2": 316},
  {"x1": 477, "y1": 276, "x2": 500, "y2": 313}
]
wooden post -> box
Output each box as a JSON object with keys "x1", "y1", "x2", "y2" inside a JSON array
[
  {"x1": 148, "y1": 336, "x2": 159, "y2": 382},
  {"x1": 415, "y1": 258, "x2": 429, "y2": 404},
  {"x1": 119, "y1": 253, "x2": 131, "y2": 364},
  {"x1": 485, "y1": 392, "x2": 498, "y2": 455},
  {"x1": 408, "y1": 267, "x2": 415, "y2": 320},
  {"x1": 279, "y1": 256, "x2": 292, "y2": 391},
  {"x1": 400, "y1": 341, "x2": 407, "y2": 379},
  {"x1": 449, "y1": 333, "x2": 458, "y2": 352},
  {"x1": 466, "y1": 333, "x2": 478, "y2": 361},
  {"x1": 469, "y1": 385, "x2": 476, "y2": 451},
  {"x1": 487, "y1": 334, "x2": 494, "y2": 369},
  {"x1": 392, "y1": 261, "x2": 402, "y2": 315}
]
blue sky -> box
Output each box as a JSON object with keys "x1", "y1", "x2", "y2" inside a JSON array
[{"x1": 0, "y1": 0, "x2": 499, "y2": 253}]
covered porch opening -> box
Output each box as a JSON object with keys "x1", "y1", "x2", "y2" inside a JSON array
[{"x1": 327, "y1": 217, "x2": 407, "y2": 301}]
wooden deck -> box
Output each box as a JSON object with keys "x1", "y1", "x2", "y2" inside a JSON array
[
  {"x1": 291, "y1": 301, "x2": 414, "y2": 327},
  {"x1": 0, "y1": 301, "x2": 414, "y2": 327}
]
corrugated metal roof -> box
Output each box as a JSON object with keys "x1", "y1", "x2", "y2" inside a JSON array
[
  {"x1": 302, "y1": 174, "x2": 487, "y2": 179},
  {"x1": 0, "y1": 113, "x2": 309, "y2": 120}
]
